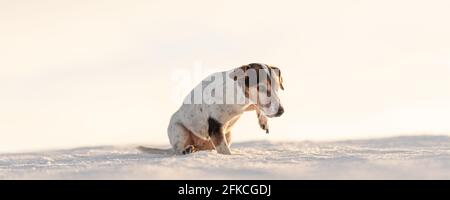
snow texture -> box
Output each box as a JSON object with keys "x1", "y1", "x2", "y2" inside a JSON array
[{"x1": 1, "y1": 135, "x2": 450, "y2": 179}]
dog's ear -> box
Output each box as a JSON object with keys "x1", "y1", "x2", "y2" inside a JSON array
[
  {"x1": 279, "y1": 74, "x2": 284, "y2": 90},
  {"x1": 230, "y1": 65, "x2": 249, "y2": 81},
  {"x1": 269, "y1": 66, "x2": 284, "y2": 90}
]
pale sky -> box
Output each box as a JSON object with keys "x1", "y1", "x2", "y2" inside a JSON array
[{"x1": 1, "y1": 0, "x2": 450, "y2": 153}]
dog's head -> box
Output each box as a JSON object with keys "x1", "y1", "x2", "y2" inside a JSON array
[{"x1": 230, "y1": 63, "x2": 285, "y2": 118}]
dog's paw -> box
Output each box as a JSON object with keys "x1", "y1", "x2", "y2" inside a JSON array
[
  {"x1": 258, "y1": 115, "x2": 269, "y2": 132},
  {"x1": 260, "y1": 123, "x2": 269, "y2": 132},
  {"x1": 182, "y1": 145, "x2": 197, "y2": 155}
]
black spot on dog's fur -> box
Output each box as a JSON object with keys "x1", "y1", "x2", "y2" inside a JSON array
[
  {"x1": 208, "y1": 117, "x2": 224, "y2": 145},
  {"x1": 208, "y1": 117, "x2": 222, "y2": 137}
]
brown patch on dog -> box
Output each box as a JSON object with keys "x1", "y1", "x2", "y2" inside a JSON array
[{"x1": 231, "y1": 63, "x2": 264, "y2": 81}]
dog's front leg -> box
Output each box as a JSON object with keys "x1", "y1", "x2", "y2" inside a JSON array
[
  {"x1": 208, "y1": 118, "x2": 232, "y2": 155},
  {"x1": 210, "y1": 134, "x2": 232, "y2": 155},
  {"x1": 245, "y1": 105, "x2": 269, "y2": 133}
]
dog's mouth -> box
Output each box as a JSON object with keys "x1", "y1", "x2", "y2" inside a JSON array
[{"x1": 266, "y1": 113, "x2": 282, "y2": 118}]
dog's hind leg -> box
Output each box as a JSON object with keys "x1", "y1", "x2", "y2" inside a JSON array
[{"x1": 168, "y1": 122, "x2": 196, "y2": 155}]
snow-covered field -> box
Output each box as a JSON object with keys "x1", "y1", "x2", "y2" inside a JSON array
[{"x1": 1, "y1": 135, "x2": 450, "y2": 180}]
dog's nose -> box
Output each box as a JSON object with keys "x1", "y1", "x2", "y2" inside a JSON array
[{"x1": 275, "y1": 106, "x2": 284, "y2": 117}]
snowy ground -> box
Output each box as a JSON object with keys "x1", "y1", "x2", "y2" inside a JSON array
[{"x1": 1, "y1": 135, "x2": 450, "y2": 180}]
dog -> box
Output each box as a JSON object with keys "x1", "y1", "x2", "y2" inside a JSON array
[{"x1": 139, "y1": 63, "x2": 284, "y2": 155}]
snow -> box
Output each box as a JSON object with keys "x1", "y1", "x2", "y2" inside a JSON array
[{"x1": 1, "y1": 135, "x2": 450, "y2": 180}]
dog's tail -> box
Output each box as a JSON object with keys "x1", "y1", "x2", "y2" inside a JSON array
[{"x1": 137, "y1": 146, "x2": 174, "y2": 155}]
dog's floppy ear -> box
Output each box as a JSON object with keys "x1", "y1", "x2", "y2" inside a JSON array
[
  {"x1": 230, "y1": 65, "x2": 249, "y2": 81},
  {"x1": 278, "y1": 69, "x2": 284, "y2": 90},
  {"x1": 269, "y1": 66, "x2": 284, "y2": 90},
  {"x1": 279, "y1": 73, "x2": 284, "y2": 90}
]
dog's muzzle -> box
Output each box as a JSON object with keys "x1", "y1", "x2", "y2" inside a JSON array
[{"x1": 274, "y1": 106, "x2": 284, "y2": 117}]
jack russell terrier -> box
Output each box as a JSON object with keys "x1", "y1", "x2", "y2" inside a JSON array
[{"x1": 139, "y1": 63, "x2": 284, "y2": 155}]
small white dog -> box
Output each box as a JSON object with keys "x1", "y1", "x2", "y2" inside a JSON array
[{"x1": 140, "y1": 63, "x2": 284, "y2": 155}]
